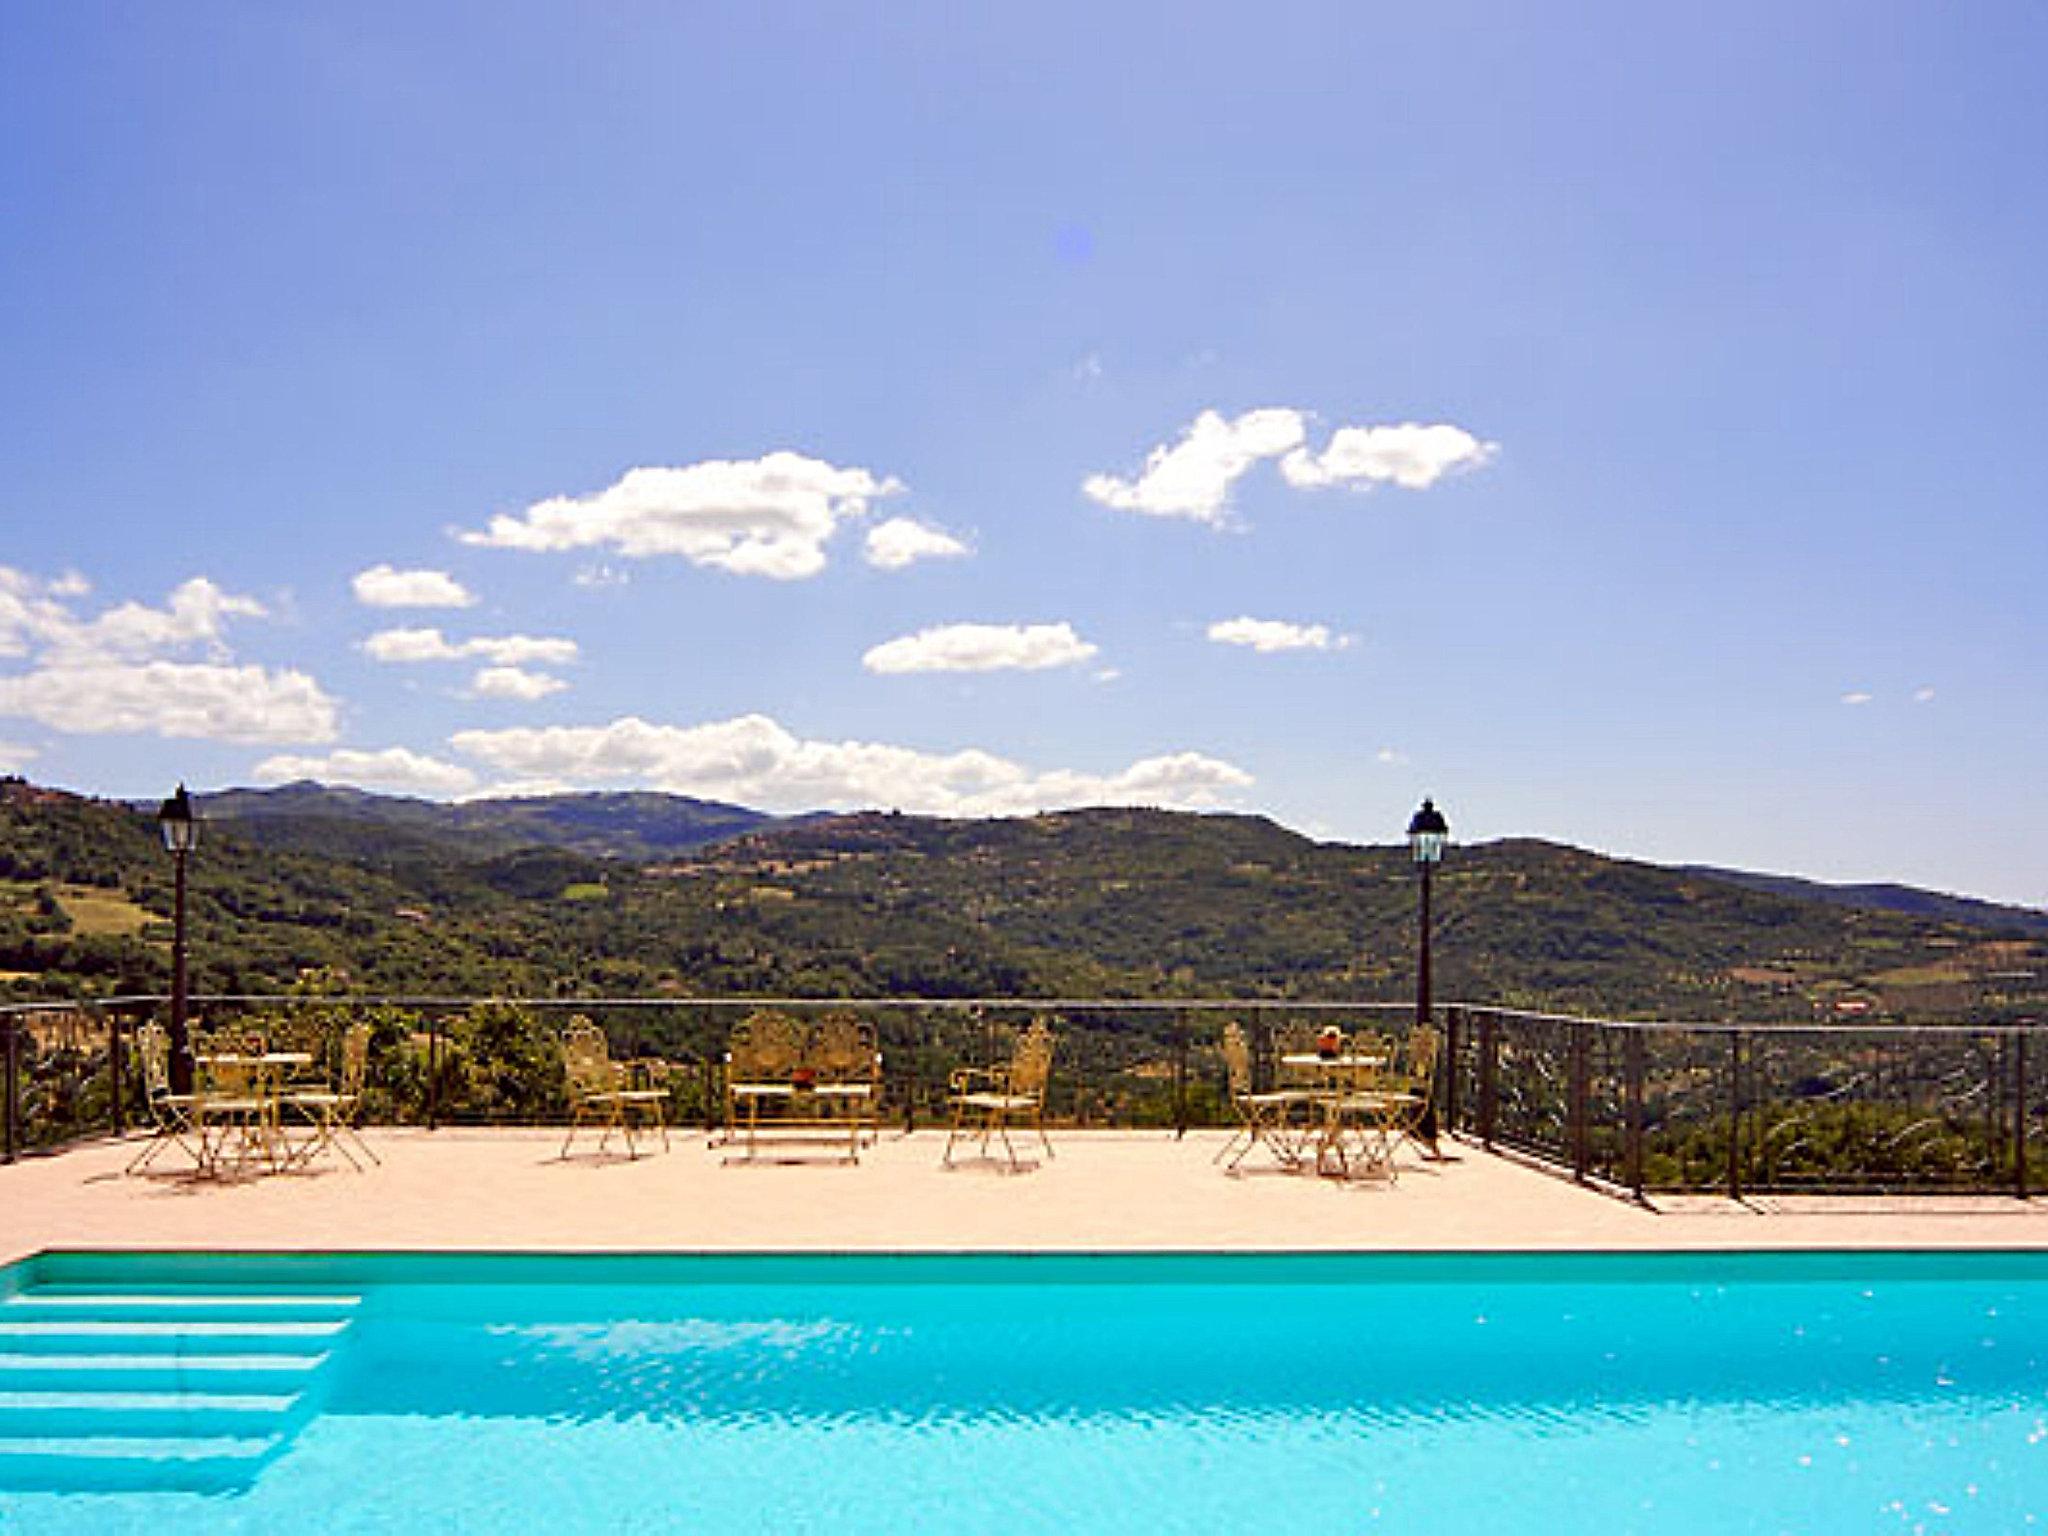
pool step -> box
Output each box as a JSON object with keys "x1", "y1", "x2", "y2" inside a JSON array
[
  {"x1": 0, "y1": 1351, "x2": 328, "y2": 1392},
  {"x1": 0, "y1": 1434, "x2": 283, "y2": 1494},
  {"x1": 0, "y1": 1286, "x2": 360, "y2": 1492}
]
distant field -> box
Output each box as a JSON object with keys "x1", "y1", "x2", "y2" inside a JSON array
[
  {"x1": 0, "y1": 880, "x2": 156, "y2": 938},
  {"x1": 60, "y1": 886, "x2": 155, "y2": 936}
]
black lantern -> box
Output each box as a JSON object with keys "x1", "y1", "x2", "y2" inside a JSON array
[
  {"x1": 156, "y1": 784, "x2": 198, "y2": 853},
  {"x1": 1407, "y1": 797, "x2": 1448, "y2": 866}
]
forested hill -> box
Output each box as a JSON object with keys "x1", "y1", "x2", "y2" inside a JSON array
[
  {"x1": 1, "y1": 778, "x2": 2043, "y2": 1022},
  {"x1": 198, "y1": 782, "x2": 777, "y2": 864},
  {"x1": 1681, "y1": 864, "x2": 2048, "y2": 939}
]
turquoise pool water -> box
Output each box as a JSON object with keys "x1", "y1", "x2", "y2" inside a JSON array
[{"x1": 0, "y1": 1250, "x2": 2043, "y2": 1533}]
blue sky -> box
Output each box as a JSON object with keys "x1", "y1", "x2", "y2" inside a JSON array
[{"x1": 2, "y1": 3, "x2": 2044, "y2": 906}]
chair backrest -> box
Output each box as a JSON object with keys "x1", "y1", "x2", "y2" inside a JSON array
[
  {"x1": 338, "y1": 1021, "x2": 373, "y2": 1097},
  {"x1": 193, "y1": 1027, "x2": 259, "y2": 1097},
  {"x1": 811, "y1": 1014, "x2": 877, "y2": 1082},
  {"x1": 1218, "y1": 1021, "x2": 1253, "y2": 1097},
  {"x1": 1349, "y1": 1029, "x2": 1395, "y2": 1074},
  {"x1": 1007, "y1": 1021, "x2": 1056, "y2": 1099},
  {"x1": 560, "y1": 1019, "x2": 618, "y2": 1100},
  {"x1": 1404, "y1": 1024, "x2": 1441, "y2": 1091},
  {"x1": 136, "y1": 1022, "x2": 173, "y2": 1100},
  {"x1": 729, "y1": 1010, "x2": 804, "y2": 1080}
]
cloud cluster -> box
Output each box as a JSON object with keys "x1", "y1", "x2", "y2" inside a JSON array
[
  {"x1": 862, "y1": 622, "x2": 1098, "y2": 675},
  {"x1": 1084, "y1": 408, "x2": 1495, "y2": 524},
  {"x1": 0, "y1": 568, "x2": 339, "y2": 744},
  {"x1": 441, "y1": 713, "x2": 1252, "y2": 816},
  {"x1": 1206, "y1": 617, "x2": 1352, "y2": 654},
  {"x1": 460, "y1": 452, "x2": 902, "y2": 580},
  {"x1": 1279, "y1": 423, "x2": 1496, "y2": 491},
  {"x1": 254, "y1": 746, "x2": 481, "y2": 798},
  {"x1": 351, "y1": 565, "x2": 476, "y2": 609},
  {"x1": 361, "y1": 627, "x2": 579, "y2": 667},
  {"x1": 471, "y1": 665, "x2": 568, "y2": 701},
  {"x1": 863, "y1": 518, "x2": 970, "y2": 570},
  {"x1": 1083, "y1": 408, "x2": 1306, "y2": 524}
]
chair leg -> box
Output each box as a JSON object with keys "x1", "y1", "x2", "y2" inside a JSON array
[
  {"x1": 943, "y1": 1099, "x2": 967, "y2": 1165},
  {"x1": 561, "y1": 1104, "x2": 585, "y2": 1160}
]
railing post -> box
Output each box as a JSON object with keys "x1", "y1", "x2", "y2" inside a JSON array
[
  {"x1": 2, "y1": 1015, "x2": 18, "y2": 1164},
  {"x1": 1444, "y1": 1006, "x2": 1462, "y2": 1134},
  {"x1": 1173, "y1": 1012, "x2": 1188, "y2": 1139},
  {"x1": 902, "y1": 1010, "x2": 918, "y2": 1136},
  {"x1": 2016, "y1": 1028, "x2": 2031, "y2": 1202},
  {"x1": 1625, "y1": 1026, "x2": 1646, "y2": 1202},
  {"x1": 1478, "y1": 1011, "x2": 1498, "y2": 1149},
  {"x1": 426, "y1": 1015, "x2": 442, "y2": 1131},
  {"x1": 106, "y1": 1005, "x2": 126, "y2": 1138},
  {"x1": 1726, "y1": 1029, "x2": 1743, "y2": 1202},
  {"x1": 1569, "y1": 1019, "x2": 1590, "y2": 1182}
]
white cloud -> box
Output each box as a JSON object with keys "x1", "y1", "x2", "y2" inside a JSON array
[
  {"x1": 1083, "y1": 408, "x2": 1307, "y2": 524},
  {"x1": 1914, "y1": 687, "x2": 1937, "y2": 704},
  {"x1": 471, "y1": 665, "x2": 568, "y2": 701},
  {"x1": 573, "y1": 563, "x2": 629, "y2": 590},
  {"x1": 0, "y1": 660, "x2": 339, "y2": 743},
  {"x1": 448, "y1": 713, "x2": 1252, "y2": 817},
  {"x1": 39, "y1": 576, "x2": 265, "y2": 663},
  {"x1": 0, "y1": 739, "x2": 38, "y2": 773},
  {"x1": 351, "y1": 564, "x2": 477, "y2": 609},
  {"x1": 862, "y1": 622, "x2": 1098, "y2": 675},
  {"x1": 1086, "y1": 409, "x2": 1496, "y2": 524},
  {"x1": 1279, "y1": 423, "x2": 1496, "y2": 491},
  {"x1": 0, "y1": 569, "x2": 338, "y2": 745},
  {"x1": 863, "y1": 518, "x2": 971, "y2": 571},
  {"x1": 1206, "y1": 616, "x2": 1353, "y2": 654},
  {"x1": 459, "y1": 452, "x2": 902, "y2": 580},
  {"x1": 362, "y1": 627, "x2": 579, "y2": 667},
  {"x1": 253, "y1": 746, "x2": 479, "y2": 797},
  {"x1": 1841, "y1": 691, "x2": 1873, "y2": 706},
  {"x1": 1376, "y1": 748, "x2": 1407, "y2": 765}
]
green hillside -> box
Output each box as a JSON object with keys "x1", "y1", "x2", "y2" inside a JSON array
[{"x1": 1, "y1": 778, "x2": 2042, "y2": 1022}]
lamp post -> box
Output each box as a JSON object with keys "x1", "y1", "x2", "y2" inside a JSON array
[
  {"x1": 1406, "y1": 798, "x2": 1449, "y2": 1024},
  {"x1": 156, "y1": 785, "x2": 198, "y2": 1096},
  {"x1": 1407, "y1": 798, "x2": 1449, "y2": 1150}
]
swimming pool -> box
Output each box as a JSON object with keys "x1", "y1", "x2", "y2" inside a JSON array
[{"x1": 0, "y1": 1250, "x2": 2042, "y2": 1533}]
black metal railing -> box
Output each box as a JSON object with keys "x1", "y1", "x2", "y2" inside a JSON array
[
  {"x1": 6, "y1": 993, "x2": 2040, "y2": 1198},
  {"x1": 1442, "y1": 1004, "x2": 2044, "y2": 1200}
]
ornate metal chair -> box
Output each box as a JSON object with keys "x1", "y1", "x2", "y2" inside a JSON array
[
  {"x1": 560, "y1": 1018, "x2": 670, "y2": 1159},
  {"x1": 125, "y1": 1021, "x2": 200, "y2": 1175},
  {"x1": 283, "y1": 1020, "x2": 381, "y2": 1170},
  {"x1": 722, "y1": 1009, "x2": 806, "y2": 1157},
  {"x1": 1214, "y1": 1021, "x2": 1318, "y2": 1171},
  {"x1": 945, "y1": 1020, "x2": 1056, "y2": 1172}
]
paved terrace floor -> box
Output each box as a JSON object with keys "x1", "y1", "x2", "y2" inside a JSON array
[{"x1": 5, "y1": 1129, "x2": 2047, "y2": 1268}]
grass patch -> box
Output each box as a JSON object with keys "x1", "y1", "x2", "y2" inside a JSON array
[
  {"x1": 55, "y1": 884, "x2": 155, "y2": 937},
  {"x1": 559, "y1": 882, "x2": 610, "y2": 903}
]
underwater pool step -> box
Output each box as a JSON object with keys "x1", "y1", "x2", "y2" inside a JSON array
[
  {"x1": 0, "y1": 1433, "x2": 283, "y2": 1493},
  {"x1": 0, "y1": 1351, "x2": 329, "y2": 1391},
  {"x1": 0, "y1": 1388, "x2": 301, "y2": 1438},
  {"x1": 0, "y1": 1319, "x2": 350, "y2": 1353},
  {"x1": 3, "y1": 1292, "x2": 361, "y2": 1322}
]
